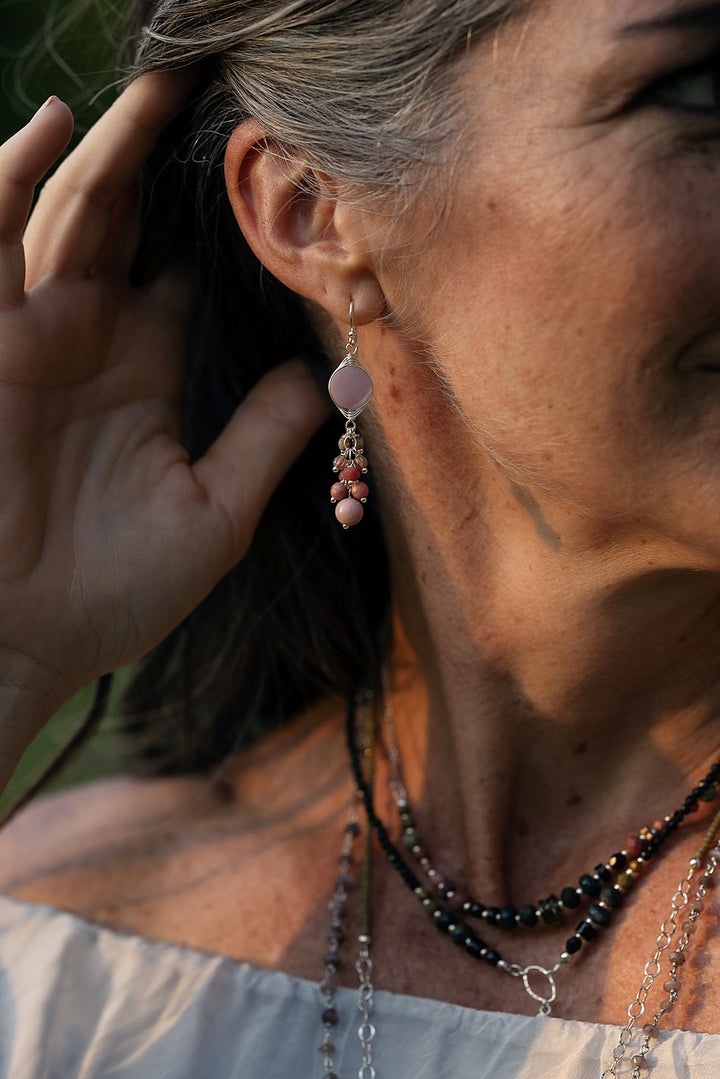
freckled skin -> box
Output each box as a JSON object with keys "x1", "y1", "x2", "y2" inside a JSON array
[{"x1": 7, "y1": 0, "x2": 720, "y2": 1033}]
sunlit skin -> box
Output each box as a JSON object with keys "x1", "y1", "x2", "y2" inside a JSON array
[{"x1": 4, "y1": 0, "x2": 720, "y2": 1031}]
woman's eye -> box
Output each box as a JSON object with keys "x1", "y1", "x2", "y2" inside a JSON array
[{"x1": 648, "y1": 65, "x2": 720, "y2": 112}]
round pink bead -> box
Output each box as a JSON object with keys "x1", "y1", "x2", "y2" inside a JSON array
[
  {"x1": 330, "y1": 482, "x2": 348, "y2": 502},
  {"x1": 335, "y1": 498, "x2": 364, "y2": 527},
  {"x1": 328, "y1": 364, "x2": 373, "y2": 413},
  {"x1": 350, "y1": 481, "x2": 369, "y2": 502},
  {"x1": 340, "y1": 466, "x2": 361, "y2": 483}
]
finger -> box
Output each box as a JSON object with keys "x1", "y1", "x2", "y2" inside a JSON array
[
  {"x1": 192, "y1": 360, "x2": 331, "y2": 563},
  {"x1": 0, "y1": 98, "x2": 73, "y2": 309},
  {"x1": 25, "y1": 70, "x2": 195, "y2": 281},
  {"x1": 93, "y1": 183, "x2": 142, "y2": 277}
]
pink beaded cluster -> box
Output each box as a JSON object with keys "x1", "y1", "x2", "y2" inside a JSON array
[{"x1": 330, "y1": 427, "x2": 369, "y2": 528}]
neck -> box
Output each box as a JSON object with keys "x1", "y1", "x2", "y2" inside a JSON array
[{"x1": 369, "y1": 367, "x2": 720, "y2": 904}]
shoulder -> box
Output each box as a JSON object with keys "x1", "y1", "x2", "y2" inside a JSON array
[{"x1": 0, "y1": 773, "x2": 222, "y2": 902}]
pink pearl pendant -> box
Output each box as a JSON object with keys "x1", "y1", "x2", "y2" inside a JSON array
[{"x1": 328, "y1": 358, "x2": 373, "y2": 420}]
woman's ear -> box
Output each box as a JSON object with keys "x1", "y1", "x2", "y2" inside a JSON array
[{"x1": 224, "y1": 119, "x2": 384, "y2": 324}]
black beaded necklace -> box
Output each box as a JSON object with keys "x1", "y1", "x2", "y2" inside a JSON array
[{"x1": 345, "y1": 691, "x2": 720, "y2": 1013}]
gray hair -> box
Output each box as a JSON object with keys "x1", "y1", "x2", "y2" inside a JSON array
[{"x1": 132, "y1": 0, "x2": 526, "y2": 204}]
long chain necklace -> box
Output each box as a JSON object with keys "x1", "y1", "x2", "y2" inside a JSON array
[
  {"x1": 346, "y1": 690, "x2": 720, "y2": 1017},
  {"x1": 602, "y1": 809, "x2": 720, "y2": 1077},
  {"x1": 318, "y1": 694, "x2": 378, "y2": 1079}
]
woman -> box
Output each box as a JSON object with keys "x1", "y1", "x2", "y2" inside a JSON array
[{"x1": 1, "y1": 0, "x2": 720, "y2": 1075}]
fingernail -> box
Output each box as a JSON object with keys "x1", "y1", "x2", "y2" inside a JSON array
[{"x1": 38, "y1": 95, "x2": 60, "y2": 113}]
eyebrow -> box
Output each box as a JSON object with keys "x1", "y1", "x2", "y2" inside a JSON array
[{"x1": 619, "y1": 2, "x2": 720, "y2": 34}]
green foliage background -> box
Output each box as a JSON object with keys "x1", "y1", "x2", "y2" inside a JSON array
[{"x1": 0, "y1": 1, "x2": 132, "y2": 810}]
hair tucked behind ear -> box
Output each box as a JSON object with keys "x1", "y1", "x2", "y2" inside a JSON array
[{"x1": 115, "y1": 0, "x2": 525, "y2": 774}]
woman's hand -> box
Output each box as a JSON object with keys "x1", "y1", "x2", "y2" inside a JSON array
[{"x1": 0, "y1": 73, "x2": 328, "y2": 781}]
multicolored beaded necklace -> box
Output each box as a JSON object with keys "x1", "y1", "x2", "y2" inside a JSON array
[{"x1": 318, "y1": 689, "x2": 720, "y2": 1077}]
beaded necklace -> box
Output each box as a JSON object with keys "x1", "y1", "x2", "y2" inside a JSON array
[
  {"x1": 318, "y1": 694, "x2": 378, "y2": 1079},
  {"x1": 319, "y1": 690, "x2": 720, "y2": 1077},
  {"x1": 375, "y1": 689, "x2": 720, "y2": 1013}
]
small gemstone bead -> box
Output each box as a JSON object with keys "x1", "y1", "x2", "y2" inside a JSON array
[
  {"x1": 330, "y1": 482, "x2": 348, "y2": 502},
  {"x1": 561, "y1": 887, "x2": 581, "y2": 909},
  {"x1": 322, "y1": 1008, "x2": 339, "y2": 1026},
  {"x1": 434, "y1": 911, "x2": 453, "y2": 932},
  {"x1": 659, "y1": 998, "x2": 675, "y2": 1013},
  {"x1": 600, "y1": 886, "x2": 623, "y2": 909},
  {"x1": 642, "y1": 1024, "x2": 659, "y2": 1039},
  {"x1": 319, "y1": 1043, "x2": 336, "y2": 1054},
  {"x1": 339, "y1": 466, "x2": 362, "y2": 483},
  {"x1": 484, "y1": 906, "x2": 501, "y2": 925},
  {"x1": 332, "y1": 454, "x2": 348, "y2": 471},
  {"x1": 338, "y1": 432, "x2": 365, "y2": 452},
  {"x1": 625, "y1": 836, "x2": 643, "y2": 857},
  {"x1": 579, "y1": 874, "x2": 600, "y2": 898},
  {"x1": 700, "y1": 784, "x2": 717, "y2": 802},
  {"x1": 350, "y1": 481, "x2": 369, "y2": 502},
  {"x1": 519, "y1": 904, "x2": 539, "y2": 927},
  {"x1": 499, "y1": 905, "x2": 519, "y2": 929},
  {"x1": 681, "y1": 920, "x2": 697, "y2": 935},
  {"x1": 663, "y1": 978, "x2": 680, "y2": 992},
  {"x1": 608, "y1": 852, "x2": 627, "y2": 871},
  {"x1": 594, "y1": 863, "x2": 612, "y2": 882},
  {"x1": 464, "y1": 936, "x2": 487, "y2": 959},
  {"x1": 588, "y1": 904, "x2": 611, "y2": 926},
  {"x1": 335, "y1": 498, "x2": 364, "y2": 527},
  {"x1": 324, "y1": 954, "x2": 341, "y2": 969},
  {"x1": 631, "y1": 1055, "x2": 648, "y2": 1070},
  {"x1": 450, "y1": 923, "x2": 471, "y2": 945},
  {"x1": 354, "y1": 455, "x2": 369, "y2": 472},
  {"x1": 617, "y1": 871, "x2": 635, "y2": 890},
  {"x1": 669, "y1": 950, "x2": 686, "y2": 965},
  {"x1": 538, "y1": 895, "x2": 563, "y2": 924},
  {"x1": 565, "y1": 935, "x2": 582, "y2": 955},
  {"x1": 464, "y1": 900, "x2": 486, "y2": 918},
  {"x1": 484, "y1": 949, "x2": 501, "y2": 967},
  {"x1": 346, "y1": 822, "x2": 361, "y2": 836},
  {"x1": 576, "y1": 920, "x2": 597, "y2": 941},
  {"x1": 691, "y1": 899, "x2": 705, "y2": 914},
  {"x1": 422, "y1": 898, "x2": 438, "y2": 913},
  {"x1": 699, "y1": 875, "x2": 713, "y2": 888}
]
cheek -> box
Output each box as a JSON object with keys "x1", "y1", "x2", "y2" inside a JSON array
[{"x1": 395, "y1": 145, "x2": 720, "y2": 514}]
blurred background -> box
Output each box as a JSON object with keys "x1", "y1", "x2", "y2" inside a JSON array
[{"x1": 0, "y1": 0, "x2": 132, "y2": 810}]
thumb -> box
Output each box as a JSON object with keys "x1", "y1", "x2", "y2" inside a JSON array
[{"x1": 191, "y1": 358, "x2": 331, "y2": 561}]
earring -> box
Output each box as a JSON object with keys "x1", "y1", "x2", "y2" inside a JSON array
[{"x1": 327, "y1": 300, "x2": 373, "y2": 528}]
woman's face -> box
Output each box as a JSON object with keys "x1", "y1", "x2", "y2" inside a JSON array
[{"x1": 379, "y1": 0, "x2": 720, "y2": 563}]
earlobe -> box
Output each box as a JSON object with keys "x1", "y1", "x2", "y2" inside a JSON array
[{"x1": 223, "y1": 119, "x2": 384, "y2": 325}]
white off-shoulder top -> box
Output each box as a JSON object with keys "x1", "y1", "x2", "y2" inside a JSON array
[{"x1": 1, "y1": 894, "x2": 719, "y2": 1079}]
